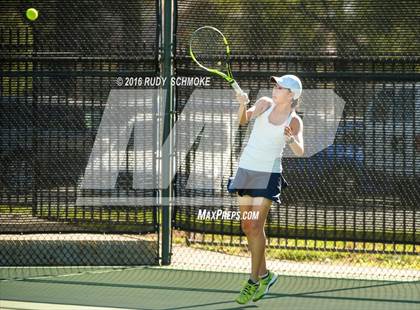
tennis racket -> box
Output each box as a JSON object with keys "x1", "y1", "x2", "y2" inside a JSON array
[{"x1": 189, "y1": 26, "x2": 249, "y2": 102}]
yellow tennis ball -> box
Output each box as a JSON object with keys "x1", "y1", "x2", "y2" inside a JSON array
[{"x1": 26, "y1": 8, "x2": 39, "y2": 21}]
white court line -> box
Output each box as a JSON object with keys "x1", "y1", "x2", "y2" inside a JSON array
[
  {"x1": 0, "y1": 267, "x2": 146, "y2": 283},
  {"x1": 0, "y1": 300, "x2": 133, "y2": 310}
]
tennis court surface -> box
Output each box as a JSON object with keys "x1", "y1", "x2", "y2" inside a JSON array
[{"x1": 1, "y1": 267, "x2": 419, "y2": 310}]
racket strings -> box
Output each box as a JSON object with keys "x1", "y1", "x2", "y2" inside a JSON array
[{"x1": 190, "y1": 29, "x2": 229, "y2": 72}]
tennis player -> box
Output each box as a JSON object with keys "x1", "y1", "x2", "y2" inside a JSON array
[{"x1": 228, "y1": 75, "x2": 304, "y2": 304}]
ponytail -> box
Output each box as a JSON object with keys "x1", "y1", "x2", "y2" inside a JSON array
[{"x1": 291, "y1": 97, "x2": 301, "y2": 110}]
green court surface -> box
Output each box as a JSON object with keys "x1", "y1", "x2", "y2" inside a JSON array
[{"x1": 1, "y1": 267, "x2": 419, "y2": 310}]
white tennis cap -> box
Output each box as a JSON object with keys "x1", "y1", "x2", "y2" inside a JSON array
[{"x1": 271, "y1": 74, "x2": 302, "y2": 100}]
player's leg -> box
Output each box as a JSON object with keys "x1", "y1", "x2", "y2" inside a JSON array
[
  {"x1": 235, "y1": 195, "x2": 259, "y2": 304},
  {"x1": 246, "y1": 197, "x2": 271, "y2": 280},
  {"x1": 251, "y1": 197, "x2": 278, "y2": 302}
]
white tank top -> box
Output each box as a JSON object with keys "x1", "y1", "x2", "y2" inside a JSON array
[{"x1": 239, "y1": 104, "x2": 294, "y2": 173}]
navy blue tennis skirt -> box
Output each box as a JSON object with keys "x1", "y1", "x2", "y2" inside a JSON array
[{"x1": 227, "y1": 167, "x2": 288, "y2": 204}]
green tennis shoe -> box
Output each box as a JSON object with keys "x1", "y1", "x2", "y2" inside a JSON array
[
  {"x1": 235, "y1": 280, "x2": 259, "y2": 304},
  {"x1": 253, "y1": 271, "x2": 278, "y2": 302}
]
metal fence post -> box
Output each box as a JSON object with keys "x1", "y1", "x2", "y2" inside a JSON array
[{"x1": 161, "y1": 0, "x2": 174, "y2": 265}]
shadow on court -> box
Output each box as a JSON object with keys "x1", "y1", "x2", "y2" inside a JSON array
[{"x1": 1, "y1": 267, "x2": 419, "y2": 310}]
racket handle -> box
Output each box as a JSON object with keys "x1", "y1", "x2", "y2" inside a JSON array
[{"x1": 231, "y1": 81, "x2": 250, "y2": 103}]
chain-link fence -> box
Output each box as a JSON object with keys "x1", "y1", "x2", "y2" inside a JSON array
[
  {"x1": 0, "y1": 0, "x2": 160, "y2": 276},
  {"x1": 172, "y1": 0, "x2": 419, "y2": 281}
]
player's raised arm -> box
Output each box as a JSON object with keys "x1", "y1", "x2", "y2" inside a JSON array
[
  {"x1": 237, "y1": 95, "x2": 272, "y2": 126},
  {"x1": 237, "y1": 93, "x2": 249, "y2": 125}
]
